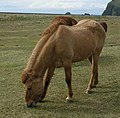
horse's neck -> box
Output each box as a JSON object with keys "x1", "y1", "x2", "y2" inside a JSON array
[
  {"x1": 33, "y1": 38, "x2": 55, "y2": 78},
  {"x1": 25, "y1": 35, "x2": 51, "y2": 72},
  {"x1": 25, "y1": 23, "x2": 58, "y2": 72}
]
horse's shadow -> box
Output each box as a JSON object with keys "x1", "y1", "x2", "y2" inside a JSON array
[{"x1": 33, "y1": 92, "x2": 120, "y2": 114}]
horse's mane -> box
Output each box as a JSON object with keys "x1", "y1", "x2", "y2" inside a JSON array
[
  {"x1": 22, "y1": 16, "x2": 77, "y2": 84},
  {"x1": 42, "y1": 16, "x2": 77, "y2": 36},
  {"x1": 21, "y1": 23, "x2": 60, "y2": 83}
]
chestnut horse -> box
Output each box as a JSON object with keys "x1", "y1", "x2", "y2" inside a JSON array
[{"x1": 22, "y1": 19, "x2": 107, "y2": 107}]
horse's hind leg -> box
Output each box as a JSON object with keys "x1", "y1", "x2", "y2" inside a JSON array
[
  {"x1": 40, "y1": 66, "x2": 55, "y2": 101},
  {"x1": 63, "y1": 61, "x2": 73, "y2": 102},
  {"x1": 88, "y1": 56, "x2": 98, "y2": 87},
  {"x1": 88, "y1": 56, "x2": 92, "y2": 64},
  {"x1": 86, "y1": 55, "x2": 99, "y2": 94}
]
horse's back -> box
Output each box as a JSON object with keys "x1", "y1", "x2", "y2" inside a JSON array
[
  {"x1": 54, "y1": 19, "x2": 106, "y2": 62},
  {"x1": 55, "y1": 19, "x2": 106, "y2": 48}
]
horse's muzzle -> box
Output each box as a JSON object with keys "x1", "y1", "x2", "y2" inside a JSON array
[{"x1": 27, "y1": 101, "x2": 37, "y2": 108}]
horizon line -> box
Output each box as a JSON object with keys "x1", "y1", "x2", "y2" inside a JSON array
[{"x1": 0, "y1": 11, "x2": 102, "y2": 16}]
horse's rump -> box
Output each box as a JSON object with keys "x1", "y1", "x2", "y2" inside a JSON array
[{"x1": 77, "y1": 19, "x2": 107, "y2": 33}]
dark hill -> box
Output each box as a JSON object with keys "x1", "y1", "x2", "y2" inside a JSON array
[{"x1": 102, "y1": 0, "x2": 120, "y2": 16}]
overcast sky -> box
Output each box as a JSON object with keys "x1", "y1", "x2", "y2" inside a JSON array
[{"x1": 0, "y1": 0, "x2": 110, "y2": 15}]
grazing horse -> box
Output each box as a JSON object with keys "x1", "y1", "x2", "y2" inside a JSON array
[
  {"x1": 22, "y1": 19, "x2": 107, "y2": 107},
  {"x1": 22, "y1": 16, "x2": 77, "y2": 84}
]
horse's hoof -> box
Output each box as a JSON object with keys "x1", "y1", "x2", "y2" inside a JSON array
[
  {"x1": 92, "y1": 85, "x2": 96, "y2": 88},
  {"x1": 86, "y1": 90, "x2": 92, "y2": 94},
  {"x1": 65, "y1": 97, "x2": 73, "y2": 103}
]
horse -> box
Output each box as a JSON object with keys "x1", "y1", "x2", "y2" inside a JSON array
[
  {"x1": 22, "y1": 19, "x2": 107, "y2": 107},
  {"x1": 22, "y1": 16, "x2": 77, "y2": 84}
]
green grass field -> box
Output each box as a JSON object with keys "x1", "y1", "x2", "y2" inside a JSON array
[{"x1": 0, "y1": 14, "x2": 120, "y2": 118}]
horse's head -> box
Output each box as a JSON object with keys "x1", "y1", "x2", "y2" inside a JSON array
[{"x1": 22, "y1": 72, "x2": 44, "y2": 107}]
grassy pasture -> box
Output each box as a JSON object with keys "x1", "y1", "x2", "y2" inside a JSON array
[{"x1": 0, "y1": 14, "x2": 120, "y2": 118}]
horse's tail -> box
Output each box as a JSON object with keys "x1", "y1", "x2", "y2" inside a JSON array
[
  {"x1": 21, "y1": 22, "x2": 60, "y2": 84},
  {"x1": 99, "y1": 22, "x2": 107, "y2": 32}
]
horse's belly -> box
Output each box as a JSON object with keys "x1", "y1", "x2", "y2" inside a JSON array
[
  {"x1": 72, "y1": 36, "x2": 96, "y2": 62},
  {"x1": 72, "y1": 53, "x2": 92, "y2": 62},
  {"x1": 72, "y1": 46, "x2": 95, "y2": 62}
]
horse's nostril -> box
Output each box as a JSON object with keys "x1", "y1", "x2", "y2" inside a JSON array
[
  {"x1": 27, "y1": 102, "x2": 33, "y2": 108},
  {"x1": 27, "y1": 101, "x2": 36, "y2": 108}
]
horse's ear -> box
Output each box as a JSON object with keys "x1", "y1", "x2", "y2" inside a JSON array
[
  {"x1": 21, "y1": 71, "x2": 30, "y2": 84},
  {"x1": 21, "y1": 69, "x2": 33, "y2": 84},
  {"x1": 26, "y1": 73, "x2": 30, "y2": 80}
]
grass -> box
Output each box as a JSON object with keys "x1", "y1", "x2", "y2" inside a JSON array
[{"x1": 0, "y1": 14, "x2": 120, "y2": 118}]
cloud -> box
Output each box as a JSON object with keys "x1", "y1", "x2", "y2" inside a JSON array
[
  {"x1": 28, "y1": 0, "x2": 84, "y2": 10},
  {"x1": 27, "y1": 0, "x2": 104, "y2": 10}
]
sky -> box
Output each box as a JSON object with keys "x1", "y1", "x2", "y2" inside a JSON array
[{"x1": 0, "y1": 0, "x2": 111, "y2": 15}]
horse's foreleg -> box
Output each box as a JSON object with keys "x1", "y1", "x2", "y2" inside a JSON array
[
  {"x1": 86, "y1": 55, "x2": 98, "y2": 94},
  {"x1": 40, "y1": 66, "x2": 55, "y2": 101},
  {"x1": 64, "y1": 62, "x2": 73, "y2": 102}
]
